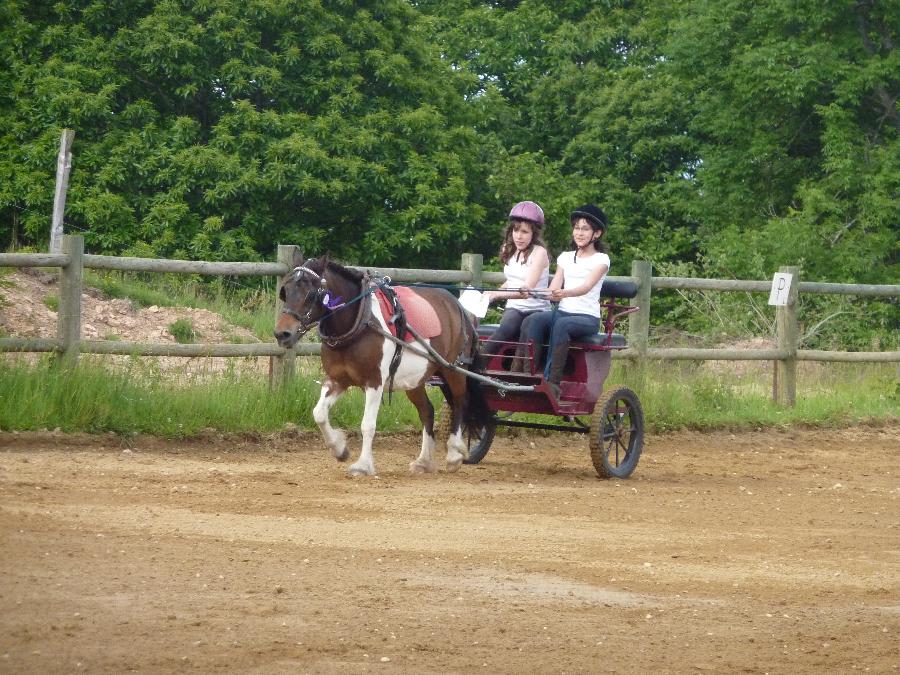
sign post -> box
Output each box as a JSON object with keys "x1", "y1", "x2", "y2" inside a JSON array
[
  {"x1": 768, "y1": 272, "x2": 793, "y2": 306},
  {"x1": 772, "y1": 267, "x2": 799, "y2": 406}
]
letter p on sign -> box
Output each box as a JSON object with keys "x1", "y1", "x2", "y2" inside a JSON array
[{"x1": 768, "y1": 273, "x2": 793, "y2": 306}]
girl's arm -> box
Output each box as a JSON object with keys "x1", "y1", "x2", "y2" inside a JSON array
[
  {"x1": 487, "y1": 247, "x2": 550, "y2": 301},
  {"x1": 547, "y1": 267, "x2": 565, "y2": 292},
  {"x1": 521, "y1": 246, "x2": 549, "y2": 292},
  {"x1": 486, "y1": 282, "x2": 518, "y2": 303},
  {"x1": 549, "y1": 263, "x2": 608, "y2": 301}
]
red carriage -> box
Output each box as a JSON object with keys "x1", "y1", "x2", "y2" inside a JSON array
[{"x1": 444, "y1": 279, "x2": 645, "y2": 478}]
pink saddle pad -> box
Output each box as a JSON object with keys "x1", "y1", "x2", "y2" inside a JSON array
[{"x1": 374, "y1": 287, "x2": 441, "y2": 342}]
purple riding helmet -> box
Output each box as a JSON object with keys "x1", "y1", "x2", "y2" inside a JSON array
[{"x1": 508, "y1": 200, "x2": 545, "y2": 226}]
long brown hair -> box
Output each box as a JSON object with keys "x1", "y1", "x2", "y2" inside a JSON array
[{"x1": 499, "y1": 219, "x2": 548, "y2": 264}]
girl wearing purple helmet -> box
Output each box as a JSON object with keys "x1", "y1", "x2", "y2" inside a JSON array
[
  {"x1": 519, "y1": 204, "x2": 610, "y2": 400},
  {"x1": 479, "y1": 201, "x2": 551, "y2": 369}
]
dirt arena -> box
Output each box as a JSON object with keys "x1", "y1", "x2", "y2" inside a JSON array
[{"x1": 1, "y1": 425, "x2": 897, "y2": 674}]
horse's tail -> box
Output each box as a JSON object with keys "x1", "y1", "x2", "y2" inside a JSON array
[
  {"x1": 463, "y1": 369, "x2": 492, "y2": 431},
  {"x1": 460, "y1": 310, "x2": 492, "y2": 430}
]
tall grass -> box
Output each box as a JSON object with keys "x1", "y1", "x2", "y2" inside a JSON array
[
  {"x1": 614, "y1": 360, "x2": 899, "y2": 431},
  {"x1": 1, "y1": 356, "x2": 895, "y2": 437},
  {"x1": 0, "y1": 356, "x2": 429, "y2": 436}
]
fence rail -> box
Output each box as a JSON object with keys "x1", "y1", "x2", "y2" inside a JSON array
[{"x1": 2, "y1": 236, "x2": 898, "y2": 405}]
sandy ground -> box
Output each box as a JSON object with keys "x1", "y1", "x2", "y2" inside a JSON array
[{"x1": 0, "y1": 425, "x2": 898, "y2": 674}]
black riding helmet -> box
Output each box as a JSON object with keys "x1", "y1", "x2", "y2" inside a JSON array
[
  {"x1": 570, "y1": 204, "x2": 608, "y2": 233},
  {"x1": 568, "y1": 203, "x2": 609, "y2": 259}
]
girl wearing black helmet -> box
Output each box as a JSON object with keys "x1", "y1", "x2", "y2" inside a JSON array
[
  {"x1": 518, "y1": 204, "x2": 610, "y2": 400},
  {"x1": 478, "y1": 201, "x2": 551, "y2": 370}
]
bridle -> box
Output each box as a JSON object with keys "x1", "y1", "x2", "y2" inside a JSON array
[
  {"x1": 280, "y1": 264, "x2": 330, "y2": 335},
  {"x1": 280, "y1": 262, "x2": 376, "y2": 347}
]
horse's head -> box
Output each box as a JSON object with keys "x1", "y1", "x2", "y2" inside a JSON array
[{"x1": 274, "y1": 252, "x2": 331, "y2": 348}]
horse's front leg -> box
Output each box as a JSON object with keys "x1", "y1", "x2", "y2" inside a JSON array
[
  {"x1": 313, "y1": 381, "x2": 349, "y2": 461},
  {"x1": 406, "y1": 386, "x2": 437, "y2": 474},
  {"x1": 348, "y1": 385, "x2": 383, "y2": 476}
]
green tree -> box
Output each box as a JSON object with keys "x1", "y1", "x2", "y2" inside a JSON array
[
  {"x1": 0, "y1": 0, "x2": 488, "y2": 267},
  {"x1": 421, "y1": 0, "x2": 700, "y2": 269},
  {"x1": 666, "y1": 0, "x2": 898, "y2": 284}
]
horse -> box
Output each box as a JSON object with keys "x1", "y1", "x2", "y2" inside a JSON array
[{"x1": 274, "y1": 252, "x2": 485, "y2": 477}]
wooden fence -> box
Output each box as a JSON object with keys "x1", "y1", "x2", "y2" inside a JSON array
[{"x1": 1, "y1": 235, "x2": 898, "y2": 406}]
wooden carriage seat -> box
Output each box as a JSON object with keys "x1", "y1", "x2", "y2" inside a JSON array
[{"x1": 476, "y1": 278, "x2": 638, "y2": 350}]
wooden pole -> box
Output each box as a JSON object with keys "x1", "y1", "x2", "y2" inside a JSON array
[
  {"x1": 774, "y1": 265, "x2": 799, "y2": 406},
  {"x1": 50, "y1": 129, "x2": 75, "y2": 254},
  {"x1": 460, "y1": 253, "x2": 483, "y2": 290},
  {"x1": 628, "y1": 260, "x2": 652, "y2": 369},
  {"x1": 57, "y1": 235, "x2": 83, "y2": 364},
  {"x1": 271, "y1": 244, "x2": 299, "y2": 385}
]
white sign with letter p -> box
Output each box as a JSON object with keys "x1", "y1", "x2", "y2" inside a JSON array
[{"x1": 768, "y1": 273, "x2": 793, "y2": 306}]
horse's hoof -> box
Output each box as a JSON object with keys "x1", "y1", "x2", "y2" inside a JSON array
[
  {"x1": 348, "y1": 463, "x2": 375, "y2": 477},
  {"x1": 446, "y1": 457, "x2": 463, "y2": 473},
  {"x1": 334, "y1": 447, "x2": 349, "y2": 462},
  {"x1": 409, "y1": 460, "x2": 436, "y2": 474}
]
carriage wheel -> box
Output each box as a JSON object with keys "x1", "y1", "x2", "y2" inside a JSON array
[
  {"x1": 589, "y1": 386, "x2": 644, "y2": 479},
  {"x1": 437, "y1": 402, "x2": 497, "y2": 465}
]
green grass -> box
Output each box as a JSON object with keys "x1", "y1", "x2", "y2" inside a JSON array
[
  {"x1": 0, "y1": 357, "x2": 429, "y2": 436},
  {"x1": 168, "y1": 318, "x2": 197, "y2": 344},
  {"x1": 612, "y1": 360, "x2": 899, "y2": 431},
  {"x1": 1, "y1": 272, "x2": 896, "y2": 437},
  {"x1": 0, "y1": 356, "x2": 895, "y2": 437}
]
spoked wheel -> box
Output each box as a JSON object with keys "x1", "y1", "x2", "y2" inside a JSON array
[
  {"x1": 589, "y1": 386, "x2": 644, "y2": 479},
  {"x1": 437, "y1": 402, "x2": 497, "y2": 465}
]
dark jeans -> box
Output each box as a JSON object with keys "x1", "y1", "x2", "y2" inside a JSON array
[
  {"x1": 520, "y1": 310, "x2": 599, "y2": 376},
  {"x1": 482, "y1": 308, "x2": 537, "y2": 357}
]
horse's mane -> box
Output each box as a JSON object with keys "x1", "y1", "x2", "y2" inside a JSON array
[{"x1": 309, "y1": 255, "x2": 365, "y2": 284}]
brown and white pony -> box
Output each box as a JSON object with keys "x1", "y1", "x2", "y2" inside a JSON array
[{"x1": 274, "y1": 252, "x2": 483, "y2": 476}]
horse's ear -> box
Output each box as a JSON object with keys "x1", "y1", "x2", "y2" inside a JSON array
[{"x1": 291, "y1": 249, "x2": 304, "y2": 268}]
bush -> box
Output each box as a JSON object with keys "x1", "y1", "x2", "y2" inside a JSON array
[{"x1": 168, "y1": 319, "x2": 196, "y2": 344}]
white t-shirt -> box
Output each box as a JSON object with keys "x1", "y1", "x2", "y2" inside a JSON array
[
  {"x1": 557, "y1": 250, "x2": 610, "y2": 318},
  {"x1": 504, "y1": 249, "x2": 550, "y2": 312}
]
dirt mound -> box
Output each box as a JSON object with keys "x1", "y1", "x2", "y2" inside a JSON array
[{"x1": 0, "y1": 268, "x2": 267, "y2": 378}]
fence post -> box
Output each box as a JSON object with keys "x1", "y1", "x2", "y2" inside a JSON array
[
  {"x1": 628, "y1": 260, "x2": 651, "y2": 371},
  {"x1": 774, "y1": 265, "x2": 799, "y2": 406},
  {"x1": 57, "y1": 234, "x2": 83, "y2": 364},
  {"x1": 50, "y1": 129, "x2": 75, "y2": 254},
  {"x1": 271, "y1": 244, "x2": 299, "y2": 385},
  {"x1": 460, "y1": 253, "x2": 483, "y2": 289}
]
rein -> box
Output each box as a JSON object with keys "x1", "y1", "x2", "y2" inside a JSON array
[{"x1": 368, "y1": 321, "x2": 535, "y2": 393}]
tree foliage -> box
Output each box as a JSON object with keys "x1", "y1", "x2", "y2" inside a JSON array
[
  {"x1": 1, "y1": 0, "x2": 486, "y2": 265},
  {"x1": 667, "y1": 0, "x2": 898, "y2": 285},
  {"x1": 1, "y1": 0, "x2": 896, "y2": 345}
]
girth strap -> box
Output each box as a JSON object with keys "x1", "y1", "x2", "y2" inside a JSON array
[{"x1": 377, "y1": 284, "x2": 407, "y2": 400}]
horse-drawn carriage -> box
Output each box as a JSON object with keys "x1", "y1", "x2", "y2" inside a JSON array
[
  {"x1": 443, "y1": 279, "x2": 644, "y2": 478},
  {"x1": 275, "y1": 253, "x2": 644, "y2": 478}
]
